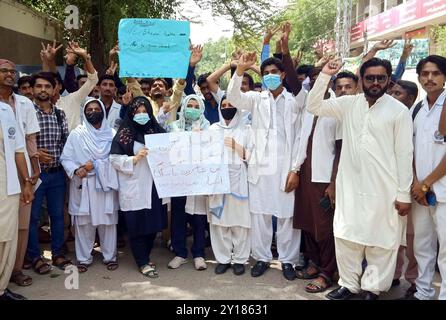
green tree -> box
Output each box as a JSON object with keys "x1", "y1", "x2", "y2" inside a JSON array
[
  {"x1": 17, "y1": 0, "x2": 274, "y2": 74},
  {"x1": 277, "y1": 0, "x2": 337, "y2": 64},
  {"x1": 431, "y1": 25, "x2": 446, "y2": 57}
]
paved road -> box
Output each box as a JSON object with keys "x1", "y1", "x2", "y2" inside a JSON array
[{"x1": 10, "y1": 236, "x2": 436, "y2": 300}]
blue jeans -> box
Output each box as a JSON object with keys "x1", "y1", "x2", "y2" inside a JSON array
[{"x1": 27, "y1": 171, "x2": 66, "y2": 260}]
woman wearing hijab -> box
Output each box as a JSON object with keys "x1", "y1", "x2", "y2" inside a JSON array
[
  {"x1": 60, "y1": 99, "x2": 119, "y2": 272},
  {"x1": 167, "y1": 95, "x2": 211, "y2": 271},
  {"x1": 208, "y1": 96, "x2": 253, "y2": 276},
  {"x1": 110, "y1": 96, "x2": 167, "y2": 278}
]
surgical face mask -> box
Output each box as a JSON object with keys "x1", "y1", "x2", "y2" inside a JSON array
[
  {"x1": 263, "y1": 74, "x2": 282, "y2": 91},
  {"x1": 184, "y1": 107, "x2": 201, "y2": 121},
  {"x1": 85, "y1": 111, "x2": 104, "y2": 125},
  {"x1": 133, "y1": 113, "x2": 150, "y2": 125},
  {"x1": 221, "y1": 107, "x2": 237, "y2": 120}
]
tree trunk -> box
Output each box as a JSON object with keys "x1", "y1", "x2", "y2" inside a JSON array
[{"x1": 89, "y1": 0, "x2": 106, "y2": 75}]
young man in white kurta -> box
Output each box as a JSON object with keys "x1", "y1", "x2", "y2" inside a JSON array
[
  {"x1": 411, "y1": 55, "x2": 446, "y2": 300},
  {"x1": 227, "y1": 54, "x2": 304, "y2": 279},
  {"x1": 307, "y1": 58, "x2": 413, "y2": 298}
]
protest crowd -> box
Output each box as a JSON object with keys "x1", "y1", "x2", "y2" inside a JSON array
[{"x1": 1, "y1": 19, "x2": 446, "y2": 301}]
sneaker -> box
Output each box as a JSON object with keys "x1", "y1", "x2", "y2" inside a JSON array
[
  {"x1": 194, "y1": 257, "x2": 207, "y2": 270},
  {"x1": 168, "y1": 256, "x2": 188, "y2": 269}
]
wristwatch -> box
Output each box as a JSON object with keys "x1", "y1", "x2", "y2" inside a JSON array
[{"x1": 421, "y1": 183, "x2": 429, "y2": 193}]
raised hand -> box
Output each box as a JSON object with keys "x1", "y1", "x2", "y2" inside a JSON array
[
  {"x1": 122, "y1": 87, "x2": 133, "y2": 105},
  {"x1": 106, "y1": 60, "x2": 118, "y2": 76},
  {"x1": 401, "y1": 37, "x2": 414, "y2": 60},
  {"x1": 322, "y1": 57, "x2": 342, "y2": 76},
  {"x1": 41, "y1": 40, "x2": 63, "y2": 62},
  {"x1": 293, "y1": 50, "x2": 303, "y2": 67},
  {"x1": 66, "y1": 41, "x2": 88, "y2": 59},
  {"x1": 280, "y1": 22, "x2": 291, "y2": 54},
  {"x1": 264, "y1": 25, "x2": 281, "y2": 44},
  {"x1": 236, "y1": 52, "x2": 257, "y2": 73},
  {"x1": 109, "y1": 42, "x2": 119, "y2": 58},
  {"x1": 190, "y1": 44, "x2": 203, "y2": 67},
  {"x1": 373, "y1": 39, "x2": 396, "y2": 51},
  {"x1": 65, "y1": 49, "x2": 77, "y2": 66},
  {"x1": 230, "y1": 48, "x2": 244, "y2": 68}
]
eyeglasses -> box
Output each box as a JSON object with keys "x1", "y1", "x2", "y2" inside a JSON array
[
  {"x1": 364, "y1": 75, "x2": 388, "y2": 84},
  {"x1": 0, "y1": 68, "x2": 17, "y2": 75}
]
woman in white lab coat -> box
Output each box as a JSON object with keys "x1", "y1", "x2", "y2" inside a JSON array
[
  {"x1": 208, "y1": 96, "x2": 253, "y2": 276},
  {"x1": 60, "y1": 98, "x2": 118, "y2": 272},
  {"x1": 167, "y1": 95, "x2": 211, "y2": 271},
  {"x1": 110, "y1": 96, "x2": 166, "y2": 278}
]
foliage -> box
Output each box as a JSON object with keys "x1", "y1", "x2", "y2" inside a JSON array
[{"x1": 431, "y1": 25, "x2": 446, "y2": 57}]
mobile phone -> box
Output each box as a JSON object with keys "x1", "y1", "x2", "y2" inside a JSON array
[
  {"x1": 426, "y1": 191, "x2": 437, "y2": 206},
  {"x1": 319, "y1": 195, "x2": 332, "y2": 212}
]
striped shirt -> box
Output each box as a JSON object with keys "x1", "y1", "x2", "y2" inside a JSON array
[{"x1": 34, "y1": 104, "x2": 68, "y2": 170}]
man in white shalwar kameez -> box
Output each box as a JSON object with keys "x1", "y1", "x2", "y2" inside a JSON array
[
  {"x1": 307, "y1": 58, "x2": 413, "y2": 300},
  {"x1": 60, "y1": 99, "x2": 118, "y2": 272},
  {"x1": 208, "y1": 96, "x2": 254, "y2": 276},
  {"x1": 227, "y1": 53, "x2": 305, "y2": 280}
]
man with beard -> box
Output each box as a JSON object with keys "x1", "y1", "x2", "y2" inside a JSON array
[
  {"x1": 0, "y1": 59, "x2": 40, "y2": 287},
  {"x1": 97, "y1": 75, "x2": 121, "y2": 130},
  {"x1": 307, "y1": 57, "x2": 413, "y2": 300},
  {"x1": 17, "y1": 76, "x2": 34, "y2": 101},
  {"x1": 126, "y1": 77, "x2": 185, "y2": 125},
  {"x1": 28, "y1": 72, "x2": 72, "y2": 274},
  {"x1": 334, "y1": 71, "x2": 358, "y2": 97},
  {"x1": 410, "y1": 55, "x2": 446, "y2": 300}
]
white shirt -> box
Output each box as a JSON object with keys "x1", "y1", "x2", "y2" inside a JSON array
[
  {"x1": 297, "y1": 91, "x2": 341, "y2": 183},
  {"x1": 0, "y1": 102, "x2": 25, "y2": 195},
  {"x1": 413, "y1": 89, "x2": 446, "y2": 202},
  {"x1": 307, "y1": 72, "x2": 413, "y2": 249},
  {"x1": 57, "y1": 71, "x2": 99, "y2": 132},
  {"x1": 105, "y1": 100, "x2": 122, "y2": 131},
  {"x1": 12, "y1": 94, "x2": 40, "y2": 175}
]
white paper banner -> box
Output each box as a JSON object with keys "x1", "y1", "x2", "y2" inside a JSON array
[{"x1": 145, "y1": 131, "x2": 230, "y2": 198}]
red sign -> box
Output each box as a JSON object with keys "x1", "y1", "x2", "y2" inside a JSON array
[{"x1": 351, "y1": 0, "x2": 446, "y2": 42}]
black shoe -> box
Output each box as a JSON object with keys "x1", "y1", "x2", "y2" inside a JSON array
[
  {"x1": 233, "y1": 263, "x2": 245, "y2": 276},
  {"x1": 391, "y1": 279, "x2": 400, "y2": 287},
  {"x1": 0, "y1": 288, "x2": 27, "y2": 300},
  {"x1": 362, "y1": 291, "x2": 379, "y2": 300},
  {"x1": 215, "y1": 263, "x2": 231, "y2": 275},
  {"x1": 251, "y1": 261, "x2": 270, "y2": 277},
  {"x1": 326, "y1": 286, "x2": 355, "y2": 300},
  {"x1": 282, "y1": 263, "x2": 297, "y2": 281},
  {"x1": 405, "y1": 283, "x2": 417, "y2": 298}
]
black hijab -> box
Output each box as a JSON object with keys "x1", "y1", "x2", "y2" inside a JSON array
[{"x1": 110, "y1": 96, "x2": 165, "y2": 156}]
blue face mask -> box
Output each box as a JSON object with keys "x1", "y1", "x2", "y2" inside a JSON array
[
  {"x1": 133, "y1": 113, "x2": 150, "y2": 125},
  {"x1": 263, "y1": 74, "x2": 282, "y2": 91}
]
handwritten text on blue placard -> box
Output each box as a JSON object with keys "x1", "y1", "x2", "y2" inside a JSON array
[{"x1": 118, "y1": 19, "x2": 191, "y2": 78}]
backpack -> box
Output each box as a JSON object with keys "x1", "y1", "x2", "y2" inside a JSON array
[{"x1": 54, "y1": 107, "x2": 67, "y2": 142}]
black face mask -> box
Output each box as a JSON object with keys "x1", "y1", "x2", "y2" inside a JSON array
[
  {"x1": 221, "y1": 107, "x2": 237, "y2": 120},
  {"x1": 86, "y1": 111, "x2": 104, "y2": 125}
]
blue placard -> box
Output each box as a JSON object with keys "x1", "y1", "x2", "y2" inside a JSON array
[{"x1": 118, "y1": 19, "x2": 191, "y2": 78}]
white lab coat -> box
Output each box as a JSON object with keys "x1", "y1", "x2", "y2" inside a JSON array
[{"x1": 0, "y1": 102, "x2": 25, "y2": 195}]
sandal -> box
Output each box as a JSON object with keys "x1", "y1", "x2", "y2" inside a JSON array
[
  {"x1": 52, "y1": 255, "x2": 73, "y2": 271},
  {"x1": 76, "y1": 263, "x2": 90, "y2": 273},
  {"x1": 10, "y1": 271, "x2": 33, "y2": 286},
  {"x1": 296, "y1": 265, "x2": 319, "y2": 280},
  {"x1": 104, "y1": 261, "x2": 119, "y2": 271},
  {"x1": 32, "y1": 257, "x2": 52, "y2": 275},
  {"x1": 23, "y1": 256, "x2": 32, "y2": 270},
  {"x1": 140, "y1": 264, "x2": 159, "y2": 278},
  {"x1": 305, "y1": 276, "x2": 332, "y2": 293}
]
